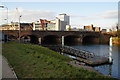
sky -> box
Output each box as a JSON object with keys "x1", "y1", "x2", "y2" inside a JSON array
[{"x1": 0, "y1": 2, "x2": 118, "y2": 29}]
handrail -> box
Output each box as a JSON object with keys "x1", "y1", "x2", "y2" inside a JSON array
[{"x1": 42, "y1": 45, "x2": 95, "y2": 59}]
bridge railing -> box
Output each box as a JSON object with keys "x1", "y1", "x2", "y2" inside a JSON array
[
  {"x1": 61, "y1": 45, "x2": 95, "y2": 59},
  {"x1": 42, "y1": 45, "x2": 95, "y2": 59}
]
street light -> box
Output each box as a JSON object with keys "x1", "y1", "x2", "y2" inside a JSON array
[
  {"x1": 19, "y1": 15, "x2": 22, "y2": 43},
  {"x1": 0, "y1": 5, "x2": 8, "y2": 24},
  {"x1": 0, "y1": 5, "x2": 8, "y2": 42}
]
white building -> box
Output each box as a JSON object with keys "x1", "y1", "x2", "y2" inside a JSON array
[
  {"x1": 57, "y1": 13, "x2": 69, "y2": 25},
  {"x1": 112, "y1": 29, "x2": 117, "y2": 32},
  {"x1": 33, "y1": 22, "x2": 42, "y2": 30},
  {"x1": 33, "y1": 13, "x2": 70, "y2": 31},
  {"x1": 107, "y1": 29, "x2": 112, "y2": 32},
  {"x1": 55, "y1": 18, "x2": 60, "y2": 30},
  {"x1": 66, "y1": 25, "x2": 71, "y2": 31},
  {"x1": 33, "y1": 22, "x2": 56, "y2": 31},
  {"x1": 56, "y1": 13, "x2": 70, "y2": 31}
]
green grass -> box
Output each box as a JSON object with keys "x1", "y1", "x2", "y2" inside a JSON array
[{"x1": 2, "y1": 42, "x2": 116, "y2": 79}]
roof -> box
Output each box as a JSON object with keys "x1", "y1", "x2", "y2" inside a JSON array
[
  {"x1": 59, "y1": 13, "x2": 67, "y2": 15},
  {"x1": 20, "y1": 23, "x2": 33, "y2": 25}
]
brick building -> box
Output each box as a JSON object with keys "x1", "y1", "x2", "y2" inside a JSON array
[
  {"x1": 84, "y1": 24, "x2": 94, "y2": 31},
  {"x1": 84, "y1": 24, "x2": 100, "y2": 32}
]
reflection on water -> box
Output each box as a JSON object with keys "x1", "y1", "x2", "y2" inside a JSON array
[{"x1": 70, "y1": 44, "x2": 120, "y2": 79}]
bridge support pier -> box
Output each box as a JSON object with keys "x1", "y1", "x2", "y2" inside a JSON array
[
  {"x1": 78, "y1": 37, "x2": 83, "y2": 44},
  {"x1": 61, "y1": 36, "x2": 64, "y2": 55},
  {"x1": 4, "y1": 35, "x2": 8, "y2": 42},
  {"x1": 38, "y1": 37, "x2": 42, "y2": 45},
  {"x1": 62, "y1": 36, "x2": 64, "y2": 46}
]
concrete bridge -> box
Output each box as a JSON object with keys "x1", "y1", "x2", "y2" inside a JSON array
[{"x1": 2, "y1": 30, "x2": 111, "y2": 44}]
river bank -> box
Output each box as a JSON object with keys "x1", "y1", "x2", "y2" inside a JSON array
[
  {"x1": 2, "y1": 42, "x2": 117, "y2": 79},
  {"x1": 112, "y1": 37, "x2": 120, "y2": 45}
]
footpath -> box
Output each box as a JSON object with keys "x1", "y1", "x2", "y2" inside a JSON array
[{"x1": 1, "y1": 55, "x2": 17, "y2": 79}]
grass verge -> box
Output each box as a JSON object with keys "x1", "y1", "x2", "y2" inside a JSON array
[{"x1": 2, "y1": 42, "x2": 117, "y2": 79}]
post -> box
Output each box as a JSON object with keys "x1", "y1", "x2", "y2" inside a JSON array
[
  {"x1": 6, "y1": 7, "x2": 8, "y2": 24},
  {"x1": 0, "y1": 6, "x2": 8, "y2": 42},
  {"x1": 109, "y1": 37, "x2": 113, "y2": 63},
  {"x1": 6, "y1": 7, "x2": 8, "y2": 42},
  {"x1": 0, "y1": 6, "x2": 8, "y2": 24},
  {"x1": 19, "y1": 15, "x2": 22, "y2": 43}
]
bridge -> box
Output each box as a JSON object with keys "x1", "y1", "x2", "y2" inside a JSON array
[
  {"x1": 2, "y1": 30, "x2": 111, "y2": 44},
  {"x1": 2, "y1": 30, "x2": 111, "y2": 65}
]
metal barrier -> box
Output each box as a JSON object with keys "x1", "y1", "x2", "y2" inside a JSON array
[{"x1": 42, "y1": 45, "x2": 95, "y2": 59}]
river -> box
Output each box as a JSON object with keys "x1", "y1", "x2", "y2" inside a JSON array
[{"x1": 69, "y1": 44, "x2": 120, "y2": 79}]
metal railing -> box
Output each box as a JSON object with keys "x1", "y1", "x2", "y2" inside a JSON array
[{"x1": 43, "y1": 45, "x2": 95, "y2": 59}]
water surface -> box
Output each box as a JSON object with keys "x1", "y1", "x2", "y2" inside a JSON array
[{"x1": 70, "y1": 44, "x2": 120, "y2": 79}]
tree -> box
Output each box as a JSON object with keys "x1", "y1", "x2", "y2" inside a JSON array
[
  {"x1": 117, "y1": 29, "x2": 120, "y2": 37},
  {"x1": 116, "y1": 23, "x2": 120, "y2": 37}
]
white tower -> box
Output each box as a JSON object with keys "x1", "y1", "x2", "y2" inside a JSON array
[
  {"x1": 57, "y1": 13, "x2": 69, "y2": 25},
  {"x1": 56, "y1": 13, "x2": 70, "y2": 31}
]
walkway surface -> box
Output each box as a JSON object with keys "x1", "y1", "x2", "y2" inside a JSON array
[{"x1": 1, "y1": 55, "x2": 17, "y2": 79}]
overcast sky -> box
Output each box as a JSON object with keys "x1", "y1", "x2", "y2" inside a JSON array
[{"x1": 0, "y1": 2, "x2": 118, "y2": 29}]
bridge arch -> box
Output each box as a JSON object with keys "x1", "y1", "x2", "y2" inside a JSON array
[
  {"x1": 83, "y1": 35, "x2": 100, "y2": 44},
  {"x1": 42, "y1": 35, "x2": 60, "y2": 45},
  {"x1": 64, "y1": 35, "x2": 82, "y2": 45},
  {"x1": 8, "y1": 35, "x2": 17, "y2": 40},
  {"x1": 4, "y1": 35, "x2": 17, "y2": 42},
  {"x1": 21, "y1": 35, "x2": 39, "y2": 44}
]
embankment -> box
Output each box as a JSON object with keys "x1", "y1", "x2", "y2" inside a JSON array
[{"x1": 2, "y1": 42, "x2": 116, "y2": 79}]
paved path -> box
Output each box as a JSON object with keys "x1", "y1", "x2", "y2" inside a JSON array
[
  {"x1": 0, "y1": 55, "x2": 2, "y2": 80},
  {"x1": 1, "y1": 55, "x2": 17, "y2": 79}
]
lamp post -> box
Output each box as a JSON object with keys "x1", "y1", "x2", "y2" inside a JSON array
[
  {"x1": 0, "y1": 5, "x2": 8, "y2": 24},
  {"x1": 19, "y1": 15, "x2": 22, "y2": 43},
  {"x1": 0, "y1": 5, "x2": 8, "y2": 42}
]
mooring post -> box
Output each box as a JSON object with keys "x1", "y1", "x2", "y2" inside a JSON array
[
  {"x1": 109, "y1": 37, "x2": 113, "y2": 63},
  {"x1": 61, "y1": 36, "x2": 64, "y2": 55}
]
